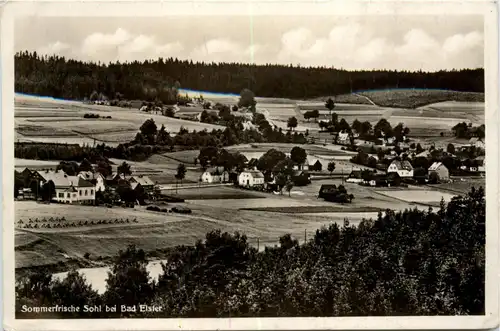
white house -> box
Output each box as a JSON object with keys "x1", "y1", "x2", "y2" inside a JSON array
[
  {"x1": 428, "y1": 162, "x2": 450, "y2": 181},
  {"x1": 337, "y1": 132, "x2": 350, "y2": 145},
  {"x1": 201, "y1": 167, "x2": 229, "y2": 183},
  {"x1": 78, "y1": 171, "x2": 106, "y2": 192},
  {"x1": 387, "y1": 160, "x2": 414, "y2": 178},
  {"x1": 238, "y1": 170, "x2": 265, "y2": 187},
  {"x1": 39, "y1": 170, "x2": 95, "y2": 204}
]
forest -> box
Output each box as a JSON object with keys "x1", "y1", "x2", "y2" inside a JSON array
[
  {"x1": 16, "y1": 187, "x2": 485, "y2": 318},
  {"x1": 15, "y1": 51, "x2": 484, "y2": 100}
]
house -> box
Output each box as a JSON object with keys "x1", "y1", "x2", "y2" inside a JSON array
[
  {"x1": 238, "y1": 170, "x2": 265, "y2": 187},
  {"x1": 428, "y1": 162, "x2": 450, "y2": 182},
  {"x1": 387, "y1": 160, "x2": 414, "y2": 178},
  {"x1": 201, "y1": 167, "x2": 230, "y2": 183},
  {"x1": 309, "y1": 160, "x2": 323, "y2": 172},
  {"x1": 291, "y1": 170, "x2": 311, "y2": 186},
  {"x1": 346, "y1": 170, "x2": 363, "y2": 183},
  {"x1": 78, "y1": 171, "x2": 106, "y2": 192},
  {"x1": 363, "y1": 175, "x2": 388, "y2": 187},
  {"x1": 106, "y1": 172, "x2": 125, "y2": 187},
  {"x1": 128, "y1": 175, "x2": 155, "y2": 192},
  {"x1": 469, "y1": 137, "x2": 485, "y2": 149},
  {"x1": 38, "y1": 169, "x2": 96, "y2": 204},
  {"x1": 337, "y1": 132, "x2": 350, "y2": 145}
]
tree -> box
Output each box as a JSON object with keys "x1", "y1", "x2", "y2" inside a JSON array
[
  {"x1": 325, "y1": 98, "x2": 335, "y2": 116},
  {"x1": 140, "y1": 118, "x2": 158, "y2": 137},
  {"x1": 338, "y1": 118, "x2": 351, "y2": 133},
  {"x1": 327, "y1": 161, "x2": 336, "y2": 174},
  {"x1": 290, "y1": 146, "x2": 307, "y2": 166},
  {"x1": 198, "y1": 146, "x2": 219, "y2": 168},
  {"x1": 117, "y1": 162, "x2": 132, "y2": 176},
  {"x1": 238, "y1": 88, "x2": 256, "y2": 109},
  {"x1": 175, "y1": 163, "x2": 187, "y2": 193},
  {"x1": 232, "y1": 105, "x2": 239, "y2": 112},
  {"x1": 103, "y1": 245, "x2": 154, "y2": 314},
  {"x1": 40, "y1": 180, "x2": 55, "y2": 201},
  {"x1": 374, "y1": 119, "x2": 393, "y2": 138},
  {"x1": 285, "y1": 181, "x2": 294, "y2": 197},
  {"x1": 352, "y1": 119, "x2": 362, "y2": 133},
  {"x1": 447, "y1": 143, "x2": 456, "y2": 155},
  {"x1": 52, "y1": 270, "x2": 102, "y2": 317},
  {"x1": 96, "y1": 161, "x2": 112, "y2": 177},
  {"x1": 360, "y1": 121, "x2": 372, "y2": 137},
  {"x1": 287, "y1": 117, "x2": 298, "y2": 131},
  {"x1": 257, "y1": 149, "x2": 287, "y2": 179},
  {"x1": 78, "y1": 158, "x2": 93, "y2": 172},
  {"x1": 116, "y1": 179, "x2": 136, "y2": 203},
  {"x1": 416, "y1": 143, "x2": 424, "y2": 154}
]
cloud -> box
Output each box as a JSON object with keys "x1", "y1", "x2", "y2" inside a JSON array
[
  {"x1": 33, "y1": 24, "x2": 483, "y2": 71},
  {"x1": 189, "y1": 38, "x2": 258, "y2": 63},
  {"x1": 275, "y1": 25, "x2": 483, "y2": 71},
  {"x1": 37, "y1": 41, "x2": 70, "y2": 56}
]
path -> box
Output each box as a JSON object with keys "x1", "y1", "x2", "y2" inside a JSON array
[{"x1": 353, "y1": 93, "x2": 377, "y2": 106}]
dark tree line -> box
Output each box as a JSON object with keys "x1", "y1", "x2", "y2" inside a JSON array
[
  {"x1": 16, "y1": 187, "x2": 485, "y2": 318},
  {"x1": 15, "y1": 51, "x2": 484, "y2": 100}
]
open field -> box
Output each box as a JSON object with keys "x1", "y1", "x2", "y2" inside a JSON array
[
  {"x1": 163, "y1": 185, "x2": 266, "y2": 200},
  {"x1": 427, "y1": 178, "x2": 485, "y2": 195},
  {"x1": 357, "y1": 89, "x2": 484, "y2": 108},
  {"x1": 15, "y1": 94, "x2": 224, "y2": 146},
  {"x1": 376, "y1": 189, "x2": 456, "y2": 205}
]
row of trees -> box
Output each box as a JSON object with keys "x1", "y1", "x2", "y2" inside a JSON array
[
  {"x1": 16, "y1": 187, "x2": 485, "y2": 317},
  {"x1": 15, "y1": 51, "x2": 484, "y2": 100},
  {"x1": 452, "y1": 122, "x2": 485, "y2": 139}
]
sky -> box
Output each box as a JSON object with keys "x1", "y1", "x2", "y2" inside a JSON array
[{"x1": 15, "y1": 15, "x2": 484, "y2": 72}]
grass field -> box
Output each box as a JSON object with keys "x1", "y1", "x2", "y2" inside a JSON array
[
  {"x1": 357, "y1": 89, "x2": 484, "y2": 109},
  {"x1": 15, "y1": 94, "x2": 224, "y2": 146},
  {"x1": 376, "y1": 189, "x2": 456, "y2": 205},
  {"x1": 163, "y1": 185, "x2": 265, "y2": 200}
]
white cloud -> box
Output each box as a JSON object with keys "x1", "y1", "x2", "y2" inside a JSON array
[
  {"x1": 275, "y1": 25, "x2": 483, "y2": 71},
  {"x1": 33, "y1": 24, "x2": 483, "y2": 71},
  {"x1": 189, "y1": 38, "x2": 257, "y2": 63},
  {"x1": 37, "y1": 41, "x2": 70, "y2": 56}
]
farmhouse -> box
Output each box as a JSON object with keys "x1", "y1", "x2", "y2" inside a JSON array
[
  {"x1": 387, "y1": 160, "x2": 414, "y2": 178},
  {"x1": 309, "y1": 160, "x2": 323, "y2": 172},
  {"x1": 128, "y1": 175, "x2": 155, "y2": 192},
  {"x1": 346, "y1": 170, "x2": 363, "y2": 183},
  {"x1": 292, "y1": 170, "x2": 311, "y2": 186},
  {"x1": 106, "y1": 172, "x2": 126, "y2": 187},
  {"x1": 78, "y1": 171, "x2": 106, "y2": 192},
  {"x1": 201, "y1": 167, "x2": 230, "y2": 183},
  {"x1": 39, "y1": 169, "x2": 95, "y2": 204},
  {"x1": 428, "y1": 162, "x2": 450, "y2": 182},
  {"x1": 238, "y1": 170, "x2": 265, "y2": 187}
]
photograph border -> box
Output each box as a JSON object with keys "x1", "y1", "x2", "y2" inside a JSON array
[{"x1": 2, "y1": 1, "x2": 499, "y2": 330}]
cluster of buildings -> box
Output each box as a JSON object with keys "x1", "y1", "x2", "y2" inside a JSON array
[
  {"x1": 200, "y1": 166, "x2": 310, "y2": 188},
  {"x1": 346, "y1": 159, "x2": 452, "y2": 187},
  {"x1": 15, "y1": 167, "x2": 155, "y2": 204}
]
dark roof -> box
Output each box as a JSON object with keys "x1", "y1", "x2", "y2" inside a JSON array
[
  {"x1": 242, "y1": 170, "x2": 264, "y2": 178},
  {"x1": 349, "y1": 170, "x2": 362, "y2": 178},
  {"x1": 78, "y1": 177, "x2": 95, "y2": 188}
]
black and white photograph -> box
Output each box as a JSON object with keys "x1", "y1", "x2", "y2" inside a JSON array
[{"x1": 2, "y1": 1, "x2": 499, "y2": 330}]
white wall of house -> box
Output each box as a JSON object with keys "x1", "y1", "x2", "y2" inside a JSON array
[
  {"x1": 201, "y1": 172, "x2": 228, "y2": 183},
  {"x1": 54, "y1": 186, "x2": 96, "y2": 203},
  {"x1": 387, "y1": 164, "x2": 413, "y2": 177},
  {"x1": 238, "y1": 173, "x2": 264, "y2": 187}
]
